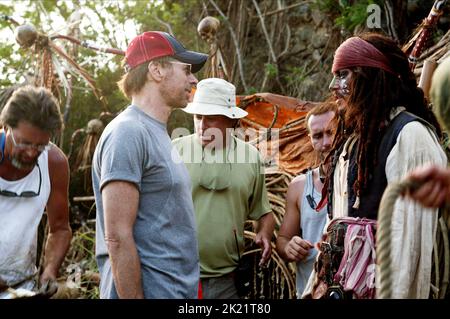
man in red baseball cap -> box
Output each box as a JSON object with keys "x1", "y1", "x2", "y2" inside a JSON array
[
  {"x1": 124, "y1": 31, "x2": 208, "y2": 73},
  {"x1": 92, "y1": 31, "x2": 207, "y2": 298}
]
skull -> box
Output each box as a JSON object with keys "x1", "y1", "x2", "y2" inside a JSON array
[
  {"x1": 197, "y1": 16, "x2": 220, "y2": 43},
  {"x1": 15, "y1": 24, "x2": 38, "y2": 48},
  {"x1": 86, "y1": 119, "x2": 104, "y2": 135}
]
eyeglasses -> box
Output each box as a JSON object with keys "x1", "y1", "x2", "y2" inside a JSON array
[
  {"x1": 9, "y1": 127, "x2": 51, "y2": 152},
  {"x1": 168, "y1": 61, "x2": 192, "y2": 75},
  {"x1": 0, "y1": 163, "x2": 42, "y2": 197}
]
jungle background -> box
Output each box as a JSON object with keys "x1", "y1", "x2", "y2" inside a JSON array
[{"x1": 0, "y1": 0, "x2": 449, "y2": 298}]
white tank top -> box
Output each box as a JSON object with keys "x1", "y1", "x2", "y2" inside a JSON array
[
  {"x1": 296, "y1": 168, "x2": 328, "y2": 298},
  {"x1": 0, "y1": 150, "x2": 51, "y2": 298}
]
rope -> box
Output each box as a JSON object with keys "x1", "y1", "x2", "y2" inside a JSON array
[
  {"x1": 376, "y1": 179, "x2": 420, "y2": 299},
  {"x1": 438, "y1": 217, "x2": 449, "y2": 298},
  {"x1": 377, "y1": 178, "x2": 450, "y2": 299}
]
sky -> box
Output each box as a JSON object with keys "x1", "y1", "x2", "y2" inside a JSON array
[
  {"x1": 0, "y1": 0, "x2": 139, "y2": 43},
  {"x1": 0, "y1": 0, "x2": 142, "y2": 83}
]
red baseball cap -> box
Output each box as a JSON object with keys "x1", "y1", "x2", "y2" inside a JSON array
[{"x1": 125, "y1": 31, "x2": 208, "y2": 73}]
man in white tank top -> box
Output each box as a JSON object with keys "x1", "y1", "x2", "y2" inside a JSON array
[
  {"x1": 0, "y1": 86, "x2": 71, "y2": 298},
  {"x1": 276, "y1": 102, "x2": 337, "y2": 298}
]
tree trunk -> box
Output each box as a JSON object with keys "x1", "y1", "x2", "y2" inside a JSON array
[{"x1": 384, "y1": 0, "x2": 409, "y2": 43}]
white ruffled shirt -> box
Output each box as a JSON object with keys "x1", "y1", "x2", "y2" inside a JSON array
[{"x1": 331, "y1": 108, "x2": 447, "y2": 298}]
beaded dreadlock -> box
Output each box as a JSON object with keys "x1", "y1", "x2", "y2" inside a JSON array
[{"x1": 331, "y1": 32, "x2": 442, "y2": 198}]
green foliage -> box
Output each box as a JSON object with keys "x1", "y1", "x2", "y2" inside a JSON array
[
  {"x1": 313, "y1": 0, "x2": 382, "y2": 32},
  {"x1": 284, "y1": 66, "x2": 307, "y2": 96},
  {"x1": 0, "y1": 4, "x2": 13, "y2": 24},
  {"x1": 314, "y1": 0, "x2": 340, "y2": 12},
  {"x1": 246, "y1": 87, "x2": 258, "y2": 95},
  {"x1": 265, "y1": 63, "x2": 278, "y2": 79},
  {"x1": 62, "y1": 223, "x2": 99, "y2": 299},
  {"x1": 285, "y1": 66, "x2": 306, "y2": 83},
  {"x1": 168, "y1": 109, "x2": 194, "y2": 137},
  {"x1": 0, "y1": 0, "x2": 205, "y2": 153},
  {"x1": 0, "y1": 44, "x2": 26, "y2": 87},
  {"x1": 335, "y1": 1, "x2": 375, "y2": 31}
]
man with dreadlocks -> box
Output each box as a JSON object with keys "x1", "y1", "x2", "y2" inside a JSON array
[{"x1": 321, "y1": 33, "x2": 447, "y2": 298}]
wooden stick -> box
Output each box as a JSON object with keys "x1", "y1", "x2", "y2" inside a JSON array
[{"x1": 418, "y1": 59, "x2": 437, "y2": 98}]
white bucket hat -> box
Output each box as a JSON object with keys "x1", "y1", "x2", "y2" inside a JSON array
[{"x1": 182, "y1": 78, "x2": 248, "y2": 119}]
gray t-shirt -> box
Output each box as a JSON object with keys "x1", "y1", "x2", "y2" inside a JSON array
[{"x1": 93, "y1": 105, "x2": 199, "y2": 299}]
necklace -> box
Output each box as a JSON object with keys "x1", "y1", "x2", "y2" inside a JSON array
[{"x1": 319, "y1": 163, "x2": 325, "y2": 183}]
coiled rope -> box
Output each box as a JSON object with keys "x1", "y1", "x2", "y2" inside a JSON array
[
  {"x1": 377, "y1": 178, "x2": 450, "y2": 299},
  {"x1": 377, "y1": 179, "x2": 419, "y2": 299}
]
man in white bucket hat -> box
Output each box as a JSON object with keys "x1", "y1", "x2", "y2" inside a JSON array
[{"x1": 173, "y1": 78, "x2": 274, "y2": 299}]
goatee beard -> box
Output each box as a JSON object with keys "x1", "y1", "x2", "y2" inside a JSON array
[
  {"x1": 319, "y1": 152, "x2": 329, "y2": 162},
  {"x1": 11, "y1": 157, "x2": 36, "y2": 170}
]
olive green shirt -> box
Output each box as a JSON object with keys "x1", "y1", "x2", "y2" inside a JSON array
[{"x1": 172, "y1": 134, "x2": 271, "y2": 278}]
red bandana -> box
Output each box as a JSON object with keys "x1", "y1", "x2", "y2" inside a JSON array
[{"x1": 332, "y1": 37, "x2": 397, "y2": 75}]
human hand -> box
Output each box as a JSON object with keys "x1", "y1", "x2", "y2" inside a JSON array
[
  {"x1": 285, "y1": 236, "x2": 314, "y2": 262},
  {"x1": 314, "y1": 233, "x2": 327, "y2": 251},
  {"x1": 38, "y1": 278, "x2": 58, "y2": 298},
  {"x1": 405, "y1": 164, "x2": 450, "y2": 208},
  {"x1": 39, "y1": 272, "x2": 58, "y2": 298},
  {"x1": 255, "y1": 233, "x2": 272, "y2": 267}
]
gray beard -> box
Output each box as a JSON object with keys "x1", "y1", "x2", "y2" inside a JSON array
[{"x1": 11, "y1": 157, "x2": 36, "y2": 170}]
